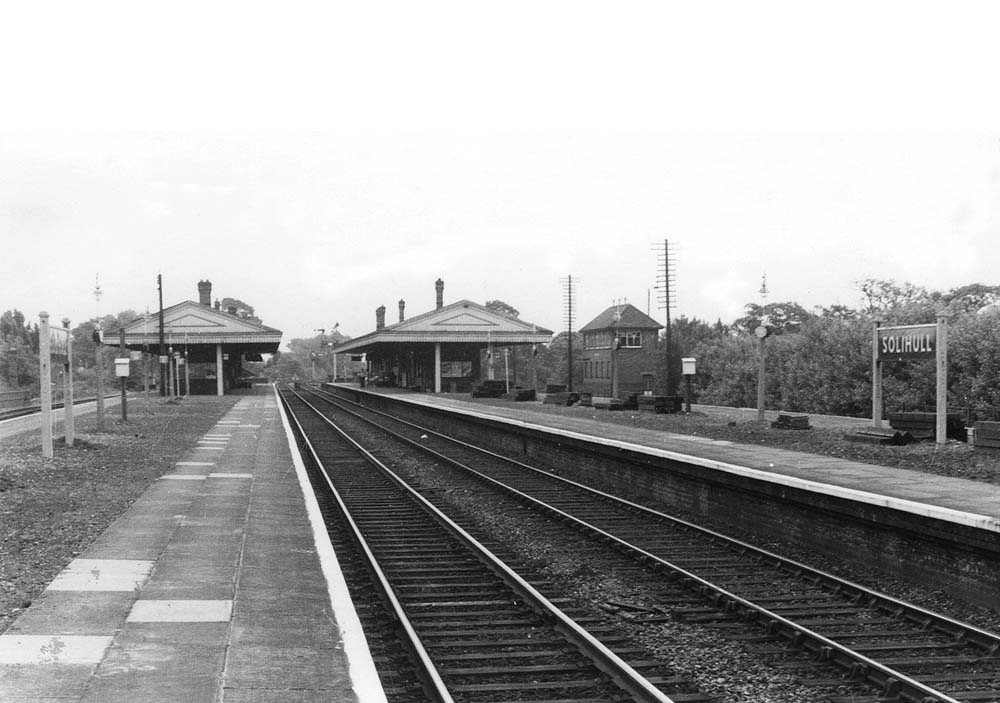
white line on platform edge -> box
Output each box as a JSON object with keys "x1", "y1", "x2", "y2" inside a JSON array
[{"x1": 274, "y1": 386, "x2": 388, "y2": 703}]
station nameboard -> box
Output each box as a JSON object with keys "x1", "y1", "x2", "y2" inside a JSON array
[
  {"x1": 49, "y1": 327, "x2": 69, "y2": 361},
  {"x1": 877, "y1": 324, "x2": 937, "y2": 361}
]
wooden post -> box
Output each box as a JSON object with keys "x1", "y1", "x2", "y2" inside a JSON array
[
  {"x1": 434, "y1": 342, "x2": 441, "y2": 393},
  {"x1": 95, "y1": 327, "x2": 104, "y2": 431},
  {"x1": 119, "y1": 328, "x2": 127, "y2": 422},
  {"x1": 872, "y1": 319, "x2": 882, "y2": 428},
  {"x1": 936, "y1": 314, "x2": 948, "y2": 445},
  {"x1": 62, "y1": 318, "x2": 74, "y2": 447},
  {"x1": 216, "y1": 344, "x2": 224, "y2": 396},
  {"x1": 756, "y1": 336, "x2": 766, "y2": 422},
  {"x1": 167, "y1": 346, "x2": 175, "y2": 399},
  {"x1": 39, "y1": 312, "x2": 53, "y2": 459},
  {"x1": 143, "y1": 313, "x2": 150, "y2": 407}
]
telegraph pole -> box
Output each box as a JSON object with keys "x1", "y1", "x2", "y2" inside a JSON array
[
  {"x1": 654, "y1": 240, "x2": 677, "y2": 395},
  {"x1": 562, "y1": 275, "x2": 577, "y2": 392}
]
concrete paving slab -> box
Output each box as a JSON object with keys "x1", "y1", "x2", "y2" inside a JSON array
[
  {"x1": 46, "y1": 559, "x2": 154, "y2": 592},
  {"x1": 5, "y1": 592, "x2": 135, "y2": 635},
  {"x1": 0, "y1": 661, "x2": 97, "y2": 698},
  {"x1": 0, "y1": 635, "x2": 114, "y2": 664},
  {"x1": 127, "y1": 600, "x2": 233, "y2": 622}
]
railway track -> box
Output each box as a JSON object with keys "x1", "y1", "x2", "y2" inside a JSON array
[
  {"x1": 0, "y1": 395, "x2": 116, "y2": 423},
  {"x1": 299, "y1": 386, "x2": 1000, "y2": 703},
  {"x1": 279, "y1": 386, "x2": 710, "y2": 703}
]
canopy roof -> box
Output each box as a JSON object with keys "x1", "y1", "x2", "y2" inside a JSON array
[
  {"x1": 333, "y1": 299, "x2": 553, "y2": 353},
  {"x1": 116, "y1": 301, "x2": 283, "y2": 354}
]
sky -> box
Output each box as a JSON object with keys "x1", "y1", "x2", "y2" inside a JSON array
[{"x1": 3, "y1": 2, "x2": 1000, "y2": 348}]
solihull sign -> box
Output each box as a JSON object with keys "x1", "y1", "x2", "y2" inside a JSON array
[
  {"x1": 877, "y1": 324, "x2": 937, "y2": 361},
  {"x1": 872, "y1": 317, "x2": 948, "y2": 445}
]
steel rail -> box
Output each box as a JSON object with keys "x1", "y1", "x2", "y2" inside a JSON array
[
  {"x1": 278, "y1": 389, "x2": 454, "y2": 703},
  {"x1": 308, "y1": 387, "x2": 987, "y2": 703},
  {"x1": 288, "y1": 388, "x2": 679, "y2": 703},
  {"x1": 0, "y1": 394, "x2": 118, "y2": 423}
]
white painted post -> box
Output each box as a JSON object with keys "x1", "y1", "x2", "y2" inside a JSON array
[
  {"x1": 434, "y1": 343, "x2": 441, "y2": 393},
  {"x1": 216, "y1": 344, "x2": 224, "y2": 396},
  {"x1": 167, "y1": 347, "x2": 175, "y2": 399},
  {"x1": 39, "y1": 312, "x2": 53, "y2": 459},
  {"x1": 872, "y1": 319, "x2": 882, "y2": 428},
  {"x1": 756, "y1": 336, "x2": 766, "y2": 422},
  {"x1": 95, "y1": 328, "x2": 104, "y2": 431},
  {"x1": 504, "y1": 348, "x2": 510, "y2": 394},
  {"x1": 62, "y1": 318, "x2": 74, "y2": 447},
  {"x1": 143, "y1": 313, "x2": 150, "y2": 407},
  {"x1": 936, "y1": 314, "x2": 948, "y2": 445}
]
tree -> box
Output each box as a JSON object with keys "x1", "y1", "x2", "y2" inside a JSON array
[
  {"x1": 219, "y1": 297, "x2": 262, "y2": 324},
  {"x1": 734, "y1": 301, "x2": 814, "y2": 335},
  {"x1": 0, "y1": 310, "x2": 39, "y2": 390},
  {"x1": 655, "y1": 316, "x2": 724, "y2": 395},
  {"x1": 943, "y1": 283, "x2": 1000, "y2": 316},
  {"x1": 533, "y1": 331, "x2": 582, "y2": 391},
  {"x1": 818, "y1": 304, "x2": 860, "y2": 321}
]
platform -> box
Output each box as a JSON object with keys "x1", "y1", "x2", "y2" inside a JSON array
[
  {"x1": 0, "y1": 387, "x2": 385, "y2": 702},
  {"x1": 385, "y1": 388, "x2": 1000, "y2": 529}
]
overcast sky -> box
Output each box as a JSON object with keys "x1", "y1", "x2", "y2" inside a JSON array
[{"x1": 3, "y1": 2, "x2": 1000, "y2": 347}]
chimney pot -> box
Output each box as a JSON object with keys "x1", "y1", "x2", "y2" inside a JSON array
[
  {"x1": 376, "y1": 305, "x2": 386, "y2": 330},
  {"x1": 435, "y1": 278, "x2": 444, "y2": 309},
  {"x1": 398, "y1": 299, "x2": 405, "y2": 323}
]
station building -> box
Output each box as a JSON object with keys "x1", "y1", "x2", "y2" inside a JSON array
[
  {"x1": 332, "y1": 279, "x2": 553, "y2": 393},
  {"x1": 115, "y1": 280, "x2": 283, "y2": 395},
  {"x1": 580, "y1": 303, "x2": 663, "y2": 397}
]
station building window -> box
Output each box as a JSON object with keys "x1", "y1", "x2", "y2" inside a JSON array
[{"x1": 623, "y1": 331, "x2": 642, "y2": 348}]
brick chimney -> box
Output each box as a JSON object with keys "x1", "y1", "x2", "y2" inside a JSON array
[
  {"x1": 198, "y1": 280, "x2": 212, "y2": 306},
  {"x1": 435, "y1": 278, "x2": 444, "y2": 309},
  {"x1": 376, "y1": 305, "x2": 386, "y2": 330},
  {"x1": 398, "y1": 299, "x2": 405, "y2": 323}
]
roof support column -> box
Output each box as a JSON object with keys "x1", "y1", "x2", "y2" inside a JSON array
[
  {"x1": 434, "y1": 343, "x2": 441, "y2": 393},
  {"x1": 216, "y1": 344, "x2": 224, "y2": 396}
]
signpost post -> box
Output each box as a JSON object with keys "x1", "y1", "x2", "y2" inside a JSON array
[
  {"x1": 118, "y1": 328, "x2": 128, "y2": 422},
  {"x1": 754, "y1": 325, "x2": 769, "y2": 422},
  {"x1": 61, "y1": 318, "x2": 74, "y2": 447}
]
